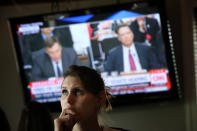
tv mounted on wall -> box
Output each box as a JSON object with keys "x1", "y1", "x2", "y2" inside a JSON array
[{"x1": 9, "y1": 0, "x2": 181, "y2": 111}]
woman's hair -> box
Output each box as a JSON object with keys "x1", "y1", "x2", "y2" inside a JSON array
[
  {"x1": 63, "y1": 65, "x2": 112, "y2": 111},
  {"x1": 17, "y1": 101, "x2": 54, "y2": 131}
]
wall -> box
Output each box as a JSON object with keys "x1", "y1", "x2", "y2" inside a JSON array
[{"x1": 0, "y1": 0, "x2": 194, "y2": 131}]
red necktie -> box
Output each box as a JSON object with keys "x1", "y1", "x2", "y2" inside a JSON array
[
  {"x1": 143, "y1": 25, "x2": 152, "y2": 41},
  {"x1": 129, "y1": 50, "x2": 136, "y2": 71},
  {"x1": 146, "y1": 33, "x2": 152, "y2": 41}
]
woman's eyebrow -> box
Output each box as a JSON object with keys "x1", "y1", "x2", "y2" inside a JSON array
[
  {"x1": 72, "y1": 86, "x2": 80, "y2": 88},
  {"x1": 72, "y1": 87, "x2": 82, "y2": 90},
  {"x1": 61, "y1": 85, "x2": 67, "y2": 89},
  {"x1": 61, "y1": 85, "x2": 80, "y2": 89}
]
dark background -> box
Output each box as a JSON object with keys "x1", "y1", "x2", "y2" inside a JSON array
[{"x1": 0, "y1": 0, "x2": 196, "y2": 131}]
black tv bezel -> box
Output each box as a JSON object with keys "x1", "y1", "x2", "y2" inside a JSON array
[{"x1": 8, "y1": 0, "x2": 181, "y2": 112}]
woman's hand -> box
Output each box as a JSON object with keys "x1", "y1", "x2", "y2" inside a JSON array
[{"x1": 54, "y1": 109, "x2": 79, "y2": 131}]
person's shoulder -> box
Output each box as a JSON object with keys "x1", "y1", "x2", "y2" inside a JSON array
[
  {"x1": 146, "y1": 17, "x2": 157, "y2": 22},
  {"x1": 111, "y1": 127, "x2": 131, "y2": 131},
  {"x1": 32, "y1": 48, "x2": 46, "y2": 59},
  {"x1": 62, "y1": 47, "x2": 76, "y2": 55},
  {"x1": 103, "y1": 126, "x2": 131, "y2": 131},
  {"x1": 134, "y1": 42, "x2": 153, "y2": 54},
  {"x1": 108, "y1": 45, "x2": 122, "y2": 54},
  {"x1": 134, "y1": 42, "x2": 150, "y2": 48},
  {"x1": 145, "y1": 17, "x2": 159, "y2": 25},
  {"x1": 62, "y1": 47, "x2": 74, "y2": 51}
]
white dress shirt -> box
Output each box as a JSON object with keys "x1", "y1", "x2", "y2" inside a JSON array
[
  {"x1": 51, "y1": 59, "x2": 63, "y2": 77},
  {"x1": 122, "y1": 43, "x2": 142, "y2": 72}
]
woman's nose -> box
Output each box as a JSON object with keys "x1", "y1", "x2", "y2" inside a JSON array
[{"x1": 66, "y1": 93, "x2": 75, "y2": 104}]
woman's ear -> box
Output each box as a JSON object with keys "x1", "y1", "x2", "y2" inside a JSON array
[{"x1": 97, "y1": 91, "x2": 106, "y2": 107}]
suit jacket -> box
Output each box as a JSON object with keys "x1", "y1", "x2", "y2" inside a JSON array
[
  {"x1": 31, "y1": 47, "x2": 81, "y2": 81},
  {"x1": 104, "y1": 43, "x2": 160, "y2": 73},
  {"x1": 20, "y1": 27, "x2": 73, "y2": 68}
]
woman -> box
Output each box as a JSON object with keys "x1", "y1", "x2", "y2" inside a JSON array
[{"x1": 54, "y1": 65, "x2": 128, "y2": 131}]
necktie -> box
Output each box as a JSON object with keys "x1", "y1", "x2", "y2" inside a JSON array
[
  {"x1": 56, "y1": 63, "x2": 62, "y2": 77},
  {"x1": 129, "y1": 50, "x2": 136, "y2": 71},
  {"x1": 143, "y1": 24, "x2": 152, "y2": 41}
]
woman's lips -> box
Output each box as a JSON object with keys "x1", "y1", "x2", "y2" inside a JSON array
[{"x1": 64, "y1": 108, "x2": 77, "y2": 116}]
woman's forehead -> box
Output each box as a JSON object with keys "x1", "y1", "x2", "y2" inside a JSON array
[{"x1": 61, "y1": 76, "x2": 82, "y2": 88}]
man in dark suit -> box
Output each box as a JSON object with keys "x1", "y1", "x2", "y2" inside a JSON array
[
  {"x1": 31, "y1": 37, "x2": 81, "y2": 81},
  {"x1": 104, "y1": 24, "x2": 160, "y2": 73},
  {"x1": 20, "y1": 26, "x2": 73, "y2": 66}
]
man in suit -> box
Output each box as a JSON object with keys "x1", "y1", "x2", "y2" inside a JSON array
[
  {"x1": 104, "y1": 24, "x2": 160, "y2": 73},
  {"x1": 31, "y1": 37, "x2": 81, "y2": 81},
  {"x1": 20, "y1": 26, "x2": 73, "y2": 67}
]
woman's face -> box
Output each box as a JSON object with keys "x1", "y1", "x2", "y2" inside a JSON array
[{"x1": 61, "y1": 76, "x2": 100, "y2": 121}]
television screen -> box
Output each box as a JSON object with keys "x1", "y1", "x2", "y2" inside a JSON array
[{"x1": 9, "y1": 0, "x2": 181, "y2": 111}]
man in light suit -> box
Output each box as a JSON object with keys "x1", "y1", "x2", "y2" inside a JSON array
[
  {"x1": 31, "y1": 37, "x2": 81, "y2": 81},
  {"x1": 104, "y1": 24, "x2": 160, "y2": 73}
]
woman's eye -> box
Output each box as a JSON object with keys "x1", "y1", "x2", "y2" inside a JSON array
[
  {"x1": 62, "y1": 89, "x2": 68, "y2": 96},
  {"x1": 74, "y1": 89, "x2": 83, "y2": 96}
]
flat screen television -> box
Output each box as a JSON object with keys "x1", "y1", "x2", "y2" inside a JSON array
[{"x1": 9, "y1": 0, "x2": 181, "y2": 111}]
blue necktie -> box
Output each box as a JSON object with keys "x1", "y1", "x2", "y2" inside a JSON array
[{"x1": 56, "y1": 63, "x2": 62, "y2": 77}]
